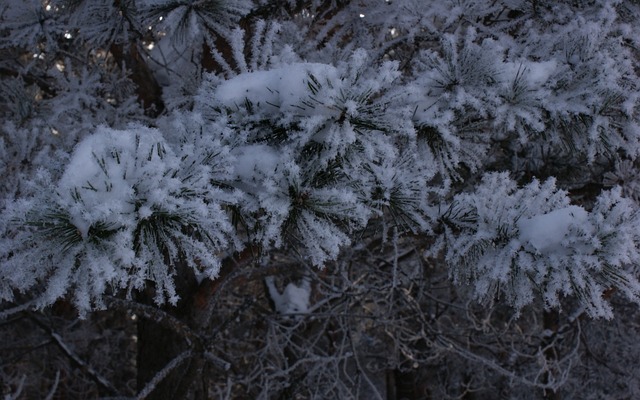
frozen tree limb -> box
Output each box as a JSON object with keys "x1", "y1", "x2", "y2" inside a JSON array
[
  {"x1": 0, "y1": 300, "x2": 33, "y2": 320},
  {"x1": 136, "y1": 350, "x2": 193, "y2": 400}
]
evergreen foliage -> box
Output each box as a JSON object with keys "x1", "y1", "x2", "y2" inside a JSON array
[{"x1": 2, "y1": 0, "x2": 640, "y2": 398}]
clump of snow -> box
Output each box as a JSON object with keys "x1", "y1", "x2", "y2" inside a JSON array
[
  {"x1": 265, "y1": 276, "x2": 311, "y2": 315},
  {"x1": 525, "y1": 60, "x2": 557, "y2": 86},
  {"x1": 517, "y1": 205, "x2": 589, "y2": 254},
  {"x1": 214, "y1": 63, "x2": 341, "y2": 116},
  {"x1": 58, "y1": 125, "x2": 177, "y2": 237},
  {"x1": 231, "y1": 144, "x2": 281, "y2": 182},
  {"x1": 503, "y1": 60, "x2": 557, "y2": 87}
]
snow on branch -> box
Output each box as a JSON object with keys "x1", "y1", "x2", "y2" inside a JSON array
[
  {"x1": 436, "y1": 172, "x2": 640, "y2": 318},
  {"x1": 265, "y1": 275, "x2": 311, "y2": 315},
  {"x1": 0, "y1": 124, "x2": 234, "y2": 313}
]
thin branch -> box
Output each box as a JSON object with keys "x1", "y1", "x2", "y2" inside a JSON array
[
  {"x1": 44, "y1": 370, "x2": 60, "y2": 400},
  {"x1": 136, "y1": 350, "x2": 193, "y2": 400},
  {"x1": 0, "y1": 300, "x2": 35, "y2": 320},
  {"x1": 348, "y1": 326, "x2": 384, "y2": 400},
  {"x1": 104, "y1": 297, "x2": 201, "y2": 346},
  {"x1": 27, "y1": 313, "x2": 121, "y2": 396},
  {"x1": 203, "y1": 351, "x2": 231, "y2": 371},
  {"x1": 5, "y1": 375, "x2": 26, "y2": 400},
  {"x1": 48, "y1": 330, "x2": 121, "y2": 395}
]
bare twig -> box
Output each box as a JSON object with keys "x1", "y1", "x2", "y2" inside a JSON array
[
  {"x1": 29, "y1": 313, "x2": 122, "y2": 397},
  {"x1": 105, "y1": 297, "x2": 200, "y2": 345},
  {"x1": 0, "y1": 300, "x2": 34, "y2": 320},
  {"x1": 203, "y1": 351, "x2": 231, "y2": 371},
  {"x1": 4, "y1": 375, "x2": 26, "y2": 400},
  {"x1": 44, "y1": 370, "x2": 60, "y2": 400},
  {"x1": 48, "y1": 331, "x2": 121, "y2": 395},
  {"x1": 136, "y1": 350, "x2": 193, "y2": 400}
]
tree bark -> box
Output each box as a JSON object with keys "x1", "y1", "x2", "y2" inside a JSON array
[{"x1": 136, "y1": 247, "x2": 259, "y2": 399}]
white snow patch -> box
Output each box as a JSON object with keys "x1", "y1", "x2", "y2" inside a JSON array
[
  {"x1": 57, "y1": 125, "x2": 178, "y2": 237},
  {"x1": 526, "y1": 60, "x2": 557, "y2": 86},
  {"x1": 265, "y1": 276, "x2": 311, "y2": 315},
  {"x1": 215, "y1": 63, "x2": 341, "y2": 116},
  {"x1": 59, "y1": 128, "x2": 142, "y2": 235},
  {"x1": 517, "y1": 205, "x2": 588, "y2": 254},
  {"x1": 503, "y1": 60, "x2": 557, "y2": 86},
  {"x1": 231, "y1": 144, "x2": 280, "y2": 182}
]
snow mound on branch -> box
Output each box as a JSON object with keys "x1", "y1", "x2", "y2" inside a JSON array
[
  {"x1": 517, "y1": 205, "x2": 589, "y2": 254},
  {"x1": 215, "y1": 63, "x2": 341, "y2": 116},
  {"x1": 231, "y1": 144, "x2": 280, "y2": 182},
  {"x1": 59, "y1": 125, "x2": 175, "y2": 237}
]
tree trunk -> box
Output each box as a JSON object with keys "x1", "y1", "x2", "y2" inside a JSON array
[
  {"x1": 136, "y1": 259, "x2": 200, "y2": 399},
  {"x1": 136, "y1": 247, "x2": 259, "y2": 399}
]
